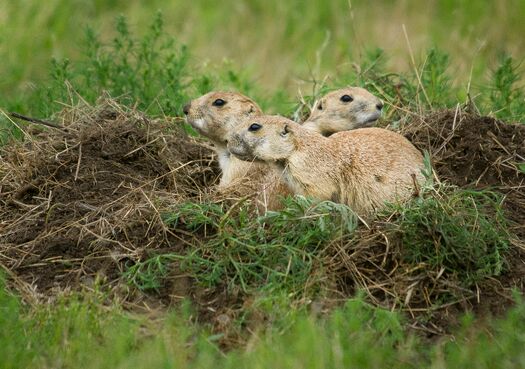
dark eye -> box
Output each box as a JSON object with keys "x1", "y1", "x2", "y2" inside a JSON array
[
  {"x1": 340, "y1": 95, "x2": 353, "y2": 103},
  {"x1": 317, "y1": 102, "x2": 323, "y2": 110},
  {"x1": 212, "y1": 98, "x2": 226, "y2": 107},
  {"x1": 248, "y1": 123, "x2": 262, "y2": 132}
]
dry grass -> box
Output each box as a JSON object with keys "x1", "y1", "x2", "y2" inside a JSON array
[{"x1": 0, "y1": 99, "x2": 219, "y2": 304}]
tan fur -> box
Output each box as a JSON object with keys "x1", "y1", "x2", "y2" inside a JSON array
[
  {"x1": 184, "y1": 91, "x2": 267, "y2": 187},
  {"x1": 184, "y1": 91, "x2": 291, "y2": 209},
  {"x1": 302, "y1": 87, "x2": 383, "y2": 136},
  {"x1": 185, "y1": 88, "x2": 382, "y2": 186},
  {"x1": 228, "y1": 115, "x2": 424, "y2": 215},
  {"x1": 185, "y1": 88, "x2": 386, "y2": 211}
]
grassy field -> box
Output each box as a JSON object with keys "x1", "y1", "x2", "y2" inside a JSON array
[
  {"x1": 3, "y1": 277, "x2": 525, "y2": 369},
  {"x1": 2, "y1": 0, "x2": 525, "y2": 94},
  {"x1": 1, "y1": 1, "x2": 525, "y2": 368}
]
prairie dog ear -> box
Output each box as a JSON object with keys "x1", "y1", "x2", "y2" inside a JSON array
[
  {"x1": 316, "y1": 98, "x2": 324, "y2": 111},
  {"x1": 280, "y1": 124, "x2": 290, "y2": 137},
  {"x1": 245, "y1": 104, "x2": 257, "y2": 115}
]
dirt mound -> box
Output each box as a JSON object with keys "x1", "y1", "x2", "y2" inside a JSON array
[
  {"x1": 397, "y1": 110, "x2": 525, "y2": 333},
  {"x1": 1, "y1": 104, "x2": 524, "y2": 346},
  {"x1": 404, "y1": 109, "x2": 525, "y2": 238},
  {"x1": 0, "y1": 100, "x2": 219, "y2": 300}
]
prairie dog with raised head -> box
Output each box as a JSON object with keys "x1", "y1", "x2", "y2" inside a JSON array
[
  {"x1": 183, "y1": 91, "x2": 265, "y2": 187},
  {"x1": 183, "y1": 91, "x2": 289, "y2": 209},
  {"x1": 184, "y1": 88, "x2": 383, "y2": 186}
]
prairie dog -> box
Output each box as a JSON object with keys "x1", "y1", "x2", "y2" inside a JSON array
[
  {"x1": 184, "y1": 87, "x2": 383, "y2": 186},
  {"x1": 183, "y1": 91, "x2": 289, "y2": 209},
  {"x1": 302, "y1": 87, "x2": 383, "y2": 136},
  {"x1": 227, "y1": 115, "x2": 424, "y2": 214},
  {"x1": 183, "y1": 91, "x2": 266, "y2": 187}
]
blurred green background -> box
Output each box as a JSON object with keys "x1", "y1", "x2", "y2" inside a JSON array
[{"x1": 2, "y1": 0, "x2": 524, "y2": 98}]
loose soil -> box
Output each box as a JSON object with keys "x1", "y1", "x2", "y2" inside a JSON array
[
  {"x1": 404, "y1": 110, "x2": 525, "y2": 334},
  {"x1": 0, "y1": 101, "x2": 219, "y2": 300},
  {"x1": 405, "y1": 109, "x2": 525, "y2": 239}
]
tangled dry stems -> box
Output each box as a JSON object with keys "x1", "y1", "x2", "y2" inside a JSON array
[{"x1": 0, "y1": 100, "x2": 219, "y2": 303}]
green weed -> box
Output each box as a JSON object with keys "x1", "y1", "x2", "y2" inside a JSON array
[
  {"x1": 390, "y1": 188, "x2": 509, "y2": 285},
  {"x1": 126, "y1": 196, "x2": 357, "y2": 299},
  {"x1": 38, "y1": 12, "x2": 189, "y2": 118},
  {"x1": 488, "y1": 54, "x2": 525, "y2": 122},
  {"x1": 419, "y1": 48, "x2": 454, "y2": 108}
]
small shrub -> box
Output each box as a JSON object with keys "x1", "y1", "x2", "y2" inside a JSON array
[
  {"x1": 488, "y1": 54, "x2": 525, "y2": 122},
  {"x1": 391, "y1": 188, "x2": 509, "y2": 285},
  {"x1": 56, "y1": 12, "x2": 190, "y2": 116},
  {"x1": 419, "y1": 48, "x2": 453, "y2": 107}
]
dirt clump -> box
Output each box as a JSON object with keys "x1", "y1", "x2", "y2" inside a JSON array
[
  {"x1": 404, "y1": 109, "x2": 525, "y2": 237},
  {"x1": 0, "y1": 100, "x2": 220, "y2": 300},
  {"x1": 397, "y1": 109, "x2": 525, "y2": 333},
  {"x1": 1, "y1": 103, "x2": 524, "y2": 346}
]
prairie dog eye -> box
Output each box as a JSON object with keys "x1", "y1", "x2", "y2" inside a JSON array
[
  {"x1": 212, "y1": 98, "x2": 226, "y2": 107},
  {"x1": 317, "y1": 102, "x2": 323, "y2": 110},
  {"x1": 340, "y1": 95, "x2": 353, "y2": 103},
  {"x1": 248, "y1": 123, "x2": 262, "y2": 132}
]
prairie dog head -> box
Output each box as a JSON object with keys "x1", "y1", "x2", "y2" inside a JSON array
[
  {"x1": 183, "y1": 91, "x2": 262, "y2": 145},
  {"x1": 303, "y1": 87, "x2": 383, "y2": 136},
  {"x1": 227, "y1": 115, "x2": 299, "y2": 163}
]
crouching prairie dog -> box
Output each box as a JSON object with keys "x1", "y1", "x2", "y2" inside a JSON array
[
  {"x1": 184, "y1": 88, "x2": 385, "y2": 210},
  {"x1": 302, "y1": 87, "x2": 384, "y2": 136},
  {"x1": 227, "y1": 115, "x2": 424, "y2": 215},
  {"x1": 184, "y1": 88, "x2": 382, "y2": 187}
]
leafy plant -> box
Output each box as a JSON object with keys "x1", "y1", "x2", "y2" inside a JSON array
[
  {"x1": 391, "y1": 188, "x2": 509, "y2": 284},
  {"x1": 488, "y1": 54, "x2": 525, "y2": 122}
]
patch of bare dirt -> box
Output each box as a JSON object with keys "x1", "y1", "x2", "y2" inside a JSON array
[{"x1": 405, "y1": 109, "x2": 525, "y2": 237}]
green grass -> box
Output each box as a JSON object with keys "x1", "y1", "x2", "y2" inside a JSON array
[
  {"x1": 124, "y1": 181, "x2": 511, "y2": 304},
  {"x1": 2, "y1": 0, "x2": 525, "y2": 95},
  {"x1": 389, "y1": 188, "x2": 509, "y2": 285},
  {"x1": 2, "y1": 9, "x2": 525, "y2": 142},
  {"x1": 489, "y1": 54, "x2": 525, "y2": 121},
  {"x1": 3, "y1": 9, "x2": 524, "y2": 143},
  {"x1": 3, "y1": 275, "x2": 525, "y2": 369},
  {"x1": 126, "y1": 196, "x2": 357, "y2": 297}
]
